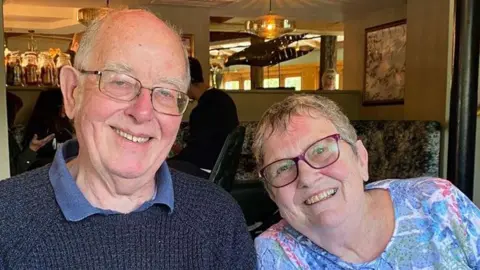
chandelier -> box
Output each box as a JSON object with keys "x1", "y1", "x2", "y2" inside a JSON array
[
  {"x1": 77, "y1": 0, "x2": 112, "y2": 26},
  {"x1": 245, "y1": 0, "x2": 295, "y2": 39}
]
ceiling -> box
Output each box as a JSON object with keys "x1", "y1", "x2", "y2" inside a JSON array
[
  {"x1": 211, "y1": 0, "x2": 405, "y2": 22},
  {"x1": 3, "y1": 0, "x2": 405, "y2": 34},
  {"x1": 4, "y1": 0, "x2": 406, "y2": 21}
]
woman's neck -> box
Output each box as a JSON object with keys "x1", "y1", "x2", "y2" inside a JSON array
[
  {"x1": 67, "y1": 153, "x2": 156, "y2": 214},
  {"x1": 306, "y1": 190, "x2": 395, "y2": 264}
]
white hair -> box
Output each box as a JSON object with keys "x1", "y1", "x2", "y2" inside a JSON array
[{"x1": 74, "y1": 8, "x2": 190, "y2": 90}]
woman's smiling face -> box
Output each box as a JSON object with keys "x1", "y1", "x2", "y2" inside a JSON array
[{"x1": 261, "y1": 113, "x2": 369, "y2": 232}]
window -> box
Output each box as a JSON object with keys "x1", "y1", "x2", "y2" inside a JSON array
[
  {"x1": 285, "y1": 77, "x2": 302, "y2": 91},
  {"x1": 243, "y1": 80, "x2": 251, "y2": 90},
  {"x1": 263, "y1": 78, "x2": 279, "y2": 88},
  {"x1": 225, "y1": 81, "x2": 240, "y2": 90}
]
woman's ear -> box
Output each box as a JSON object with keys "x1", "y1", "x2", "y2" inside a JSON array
[
  {"x1": 355, "y1": 140, "x2": 370, "y2": 182},
  {"x1": 59, "y1": 66, "x2": 80, "y2": 120}
]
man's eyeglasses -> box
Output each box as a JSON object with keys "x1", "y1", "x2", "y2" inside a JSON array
[
  {"x1": 260, "y1": 134, "x2": 343, "y2": 188},
  {"x1": 80, "y1": 70, "x2": 189, "y2": 116}
]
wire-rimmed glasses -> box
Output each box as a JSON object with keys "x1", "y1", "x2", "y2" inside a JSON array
[{"x1": 80, "y1": 70, "x2": 189, "y2": 116}]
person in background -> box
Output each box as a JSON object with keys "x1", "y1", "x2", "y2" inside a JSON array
[
  {"x1": 253, "y1": 94, "x2": 480, "y2": 269},
  {"x1": 7, "y1": 91, "x2": 54, "y2": 176},
  {"x1": 22, "y1": 89, "x2": 74, "y2": 170},
  {"x1": 169, "y1": 57, "x2": 239, "y2": 176},
  {"x1": 65, "y1": 37, "x2": 79, "y2": 66},
  {"x1": 0, "y1": 9, "x2": 255, "y2": 269},
  {"x1": 320, "y1": 68, "x2": 337, "y2": 90}
]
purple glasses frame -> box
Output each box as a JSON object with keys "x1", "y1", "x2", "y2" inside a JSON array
[{"x1": 259, "y1": 133, "x2": 342, "y2": 188}]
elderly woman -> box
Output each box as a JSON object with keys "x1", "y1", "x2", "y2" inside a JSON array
[{"x1": 253, "y1": 94, "x2": 480, "y2": 269}]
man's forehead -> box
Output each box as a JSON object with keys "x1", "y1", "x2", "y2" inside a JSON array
[
  {"x1": 103, "y1": 10, "x2": 163, "y2": 28},
  {"x1": 97, "y1": 61, "x2": 187, "y2": 90}
]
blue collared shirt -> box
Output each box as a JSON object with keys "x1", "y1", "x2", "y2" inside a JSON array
[{"x1": 49, "y1": 139, "x2": 174, "y2": 222}]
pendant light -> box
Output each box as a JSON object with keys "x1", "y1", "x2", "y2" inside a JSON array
[
  {"x1": 245, "y1": 0, "x2": 296, "y2": 39},
  {"x1": 77, "y1": 0, "x2": 112, "y2": 26}
]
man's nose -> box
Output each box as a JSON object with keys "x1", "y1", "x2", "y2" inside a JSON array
[{"x1": 124, "y1": 88, "x2": 154, "y2": 123}]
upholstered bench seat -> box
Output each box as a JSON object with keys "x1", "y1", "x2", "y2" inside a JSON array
[{"x1": 175, "y1": 120, "x2": 442, "y2": 183}]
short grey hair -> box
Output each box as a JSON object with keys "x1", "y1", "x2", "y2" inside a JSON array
[
  {"x1": 252, "y1": 94, "x2": 358, "y2": 170},
  {"x1": 74, "y1": 8, "x2": 190, "y2": 90}
]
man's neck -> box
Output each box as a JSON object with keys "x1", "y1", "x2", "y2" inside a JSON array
[
  {"x1": 303, "y1": 190, "x2": 394, "y2": 263},
  {"x1": 67, "y1": 152, "x2": 157, "y2": 214}
]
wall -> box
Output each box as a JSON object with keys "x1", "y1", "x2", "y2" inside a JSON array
[
  {"x1": 344, "y1": 1, "x2": 453, "y2": 123},
  {"x1": 343, "y1": 1, "x2": 454, "y2": 179},
  {"x1": 182, "y1": 90, "x2": 362, "y2": 122},
  {"x1": 0, "y1": 1, "x2": 10, "y2": 179},
  {"x1": 404, "y1": 0, "x2": 454, "y2": 179},
  {"x1": 404, "y1": 0, "x2": 453, "y2": 125},
  {"x1": 343, "y1": 5, "x2": 406, "y2": 120},
  {"x1": 6, "y1": 36, "x2": 71, "y2": 52},
  {"x1": 146, "y1": 5, "x2": 210, "y2": 87}
]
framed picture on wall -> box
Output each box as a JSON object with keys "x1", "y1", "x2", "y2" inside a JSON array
[
  {"x1": 181, "y1": 34, "x2": 194, "y2": 57},
  {"x1": 363, "y1": 20, "x2": 407, "y2": 105}
]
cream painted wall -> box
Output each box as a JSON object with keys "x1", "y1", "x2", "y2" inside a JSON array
[
  {"x1": 343, "y1": 5, "x2": 406, "y2": 120},
  {"x1": 404, "y1": 0, "x2": 453, "y2": 124},
  {"x1": 146, "y1": 5, "x2": 210, "y2": 88},
  {"x1": 0, "y1": 1, "x2": 11, "y2": 179},
  {"x1": 344, "y1": 1, "x2": 453, "y2": 123},
  {"x1": 343, "y1": 1, "x2": 454, "y2": 180},
  {"x1": 404, "y1": 0, "x2": 454, "y2": 180}
]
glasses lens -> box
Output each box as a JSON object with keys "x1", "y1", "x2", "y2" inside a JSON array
[
  {"x1": 263, "y1": 159, "x2": 297, "y2": 187},
  {"x1": 152, "y1": 88, "x2": 189, "y2": 116},
  {"x1": 305, "y1": 136, "x2": 339, "y2": 168},
  {"x1": 100, "y1": 71, "x2": 140, "y2": 101}
]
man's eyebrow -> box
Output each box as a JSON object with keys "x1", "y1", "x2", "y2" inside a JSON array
[
  {"x1": 155, "y1": 77, "x2": 187, "y2": 91},
  {"x1": 103, "y1": 62, "x2": 133, "y2": 73},
  {"x1": 102, "y1": 62, "x2": 188, "y2": 91}
]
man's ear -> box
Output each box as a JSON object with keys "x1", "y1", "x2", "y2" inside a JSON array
[
  {"x1": 60, "y1": 66, "x2": 80, "y2": 120},
  {"x1": 355, "y1": 140, "x2": 369, "y2": 182}
]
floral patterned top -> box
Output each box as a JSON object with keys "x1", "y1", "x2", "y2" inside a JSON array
[{"x1": 255, "y1": 178, "x2": 480, "y2": 269}]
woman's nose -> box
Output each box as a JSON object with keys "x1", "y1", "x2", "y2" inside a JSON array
[{"x1": 296, "y1": 160, "x2": 323, "y2": 188}]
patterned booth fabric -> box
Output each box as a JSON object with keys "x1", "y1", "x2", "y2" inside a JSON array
[{"x1": 175, "y1": 120, "x2": 442, "y2": 183}]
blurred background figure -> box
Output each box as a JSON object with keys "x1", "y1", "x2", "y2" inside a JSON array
[
  {"x1": 22, "y1": 89, "x2": 74, "y2": 170},
  {"x1": 169, "y1": 57, "x2": 239, "y2": 177},
  {"x1": 7, "y1": 91, "x2": 55, "y2": 176},
  {"x1": 321, "y1": 69, "x2": 337, "y2": 90}
]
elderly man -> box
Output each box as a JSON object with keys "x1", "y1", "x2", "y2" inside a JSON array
[{"x1": 0, "y1": 9, "x2": 255, "y2": 269}]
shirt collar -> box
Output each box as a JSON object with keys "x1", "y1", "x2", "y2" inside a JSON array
[{"x1": 49, "y1": 139, "x2": 174, "y2": 222}]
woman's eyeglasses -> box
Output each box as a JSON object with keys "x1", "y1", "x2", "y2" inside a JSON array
[{"x1": 260, "y1": 134, "x2": 343, "y2": 188}]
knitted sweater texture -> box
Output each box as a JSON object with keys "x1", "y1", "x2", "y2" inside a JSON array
[{"x1": 0, "y1": 166, "x2": 256, "y2": 269}]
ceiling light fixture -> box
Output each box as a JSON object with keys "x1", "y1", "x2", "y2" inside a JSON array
[
  {"x1": 77, "y1": 0, "x2": 112, "y2": 26},
  {"x1": 245, "y1": 0, "x2": 295, "y2": 39}
]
